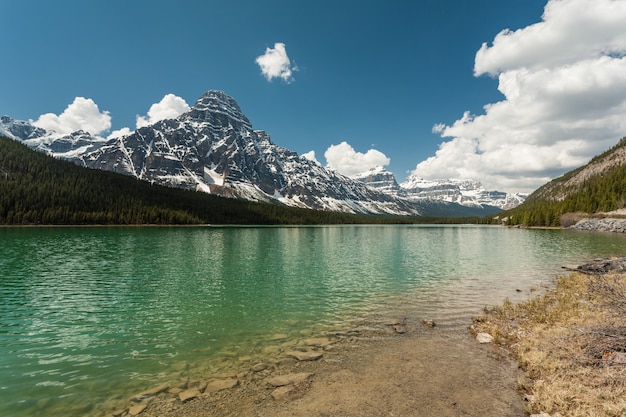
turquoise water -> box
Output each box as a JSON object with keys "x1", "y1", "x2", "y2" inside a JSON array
[{"x1": 1, "y1": 225, "x2": 625, "y2": 416}]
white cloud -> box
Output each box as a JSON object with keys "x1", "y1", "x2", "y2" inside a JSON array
[
  {"x1": 474, "y1": 0, "x2": 626, "y2": 76},
  {"x1": 32, "y1": 97, "x2": 112, "y2": 136},
  {"x1": 301, "y1": 150, "x2": 319, "y2": 164},
  {"x1": 136, "y1": 94, "x2": 190, "y2": 128},
  {"x1": 255, "y1": 42, "x2": 297, "y2": 83},
  {"x1": 414, "y1": 0, "x2": 626, "y2": 193},
  {"x1": 324, "y1": 141, "x2": 390, "y2": 177},
  {"x1": 107, "y1": 127, "x2": 132, "y2": 139}
]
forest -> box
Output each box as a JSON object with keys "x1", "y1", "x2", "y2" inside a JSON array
[
  {"x1": 497, "y1": 138, "x2": 626, "y2": 227},
  {"x1": 0, "y1": 136, "x2": 486, "y2": 226}
]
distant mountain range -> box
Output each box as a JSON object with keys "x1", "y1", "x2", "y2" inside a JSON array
[
  {"x1": 0, "y1": 90, "x2": 525, "y2": 217},
  {"x1": 355, "y1": 166, "x2": 526, "y2": 211}
]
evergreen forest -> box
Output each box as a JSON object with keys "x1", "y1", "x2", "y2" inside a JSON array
[
  {"x1": 497, "y1": 138, "x2": 626, "y2": 227},
  {"x1": 0, "y1": 136, "x2": 485, "y2": 225}
]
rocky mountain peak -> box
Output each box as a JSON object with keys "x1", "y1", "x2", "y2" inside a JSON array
[
  {"x1": 183, "y1": 90, "x2": 252, "y2": 131},
  {"x1": 354, "y1": 166, "x2": 400, "y2": 194},
  {"x1": 0, "y1": 116, "x2": 47, "y2": 140},
  {"x1": 1, "y1": 90, "x2": 526, "y2": 216}
]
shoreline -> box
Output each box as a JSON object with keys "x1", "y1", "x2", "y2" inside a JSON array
[
  {"x1": 473, "y1": 259, "x2": 626, "y2": 417},
  {"x1": 103, "y1": 259, "x2": 626, "y2": 417},
  {"x1": 99, "y1": 311, "x2": 527, "y2": 417}
]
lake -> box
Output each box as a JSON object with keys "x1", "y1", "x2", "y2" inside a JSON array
[{"x1": 1, "y1": 225, "x2": 625, "y2": 416}]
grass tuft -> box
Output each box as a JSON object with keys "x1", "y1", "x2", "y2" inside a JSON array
[{"x1": 472, "y1": 272, "x2": 626, "y2": 417}]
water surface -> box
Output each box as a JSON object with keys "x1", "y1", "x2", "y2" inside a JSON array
[{"x1": 1, "y1": 225, "x2": 624, "y2": 416}]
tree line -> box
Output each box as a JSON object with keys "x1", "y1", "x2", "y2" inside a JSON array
[
  {"x1": 497, "y1": 138, "x2": 626, "y2": 227},
  {"x1": 0, "y1": 137, "x2": 487, "y2": 226}
]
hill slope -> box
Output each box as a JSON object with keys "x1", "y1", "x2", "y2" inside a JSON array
[
  {"x1": 499, "y1": 137, "x2": 626, "y2": 227},
  {"x1": 0, "y1": 136, "x2": 383, "y2": 225}
]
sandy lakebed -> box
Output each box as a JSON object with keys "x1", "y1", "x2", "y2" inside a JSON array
[{"x1": 106, "y1": 314, "x2": 527, "y2": 417}]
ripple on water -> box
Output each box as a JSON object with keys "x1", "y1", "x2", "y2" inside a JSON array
[{"x1": 1, "y1": 225, "x2": 625, "y2": 417}]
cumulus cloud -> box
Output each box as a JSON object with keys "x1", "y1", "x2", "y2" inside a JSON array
[
  {"x1": 107, "y1": 127, "x2": 132, "y2": 139},
  {"x1": 324, "y1": 141, "x2": 390, "y2": 177},
  {"x1": 301, "y1": 150, "x2": 319, "y2": 164},
  {"x1": 32, "y1": 97, "x2": 112, "y2": 136},
  {"x1": 136, "y1": 94, "x2": 190, "y2": 128},
  {"x1": 255, "y1": 42, "x2": 297, "y2": 83},
  {"x1": 413, "y1": 0, "x2": 626, "y2": 193}
]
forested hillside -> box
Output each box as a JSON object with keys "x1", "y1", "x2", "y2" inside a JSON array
[
  {"x1": 0, "y1": 136, "x2": 374, "y2": 225},
  {"x1": 499, "y1": 137, "x2": 626, "y2": 227},
  {"x1": 0, "y1": 136, "x2": 489, "y2": 225}
]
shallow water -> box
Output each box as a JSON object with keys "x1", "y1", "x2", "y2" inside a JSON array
[{"x1": 1, "y1": 225, "x2": 624, "y2": 416}]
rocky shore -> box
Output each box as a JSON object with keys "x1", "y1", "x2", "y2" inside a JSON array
[
  {"x1": 99, "y1": 317, "x2": 525, "y2": 417},
  {"x1": 569, "y1": 217, "x2": 626, "y2": 233}
]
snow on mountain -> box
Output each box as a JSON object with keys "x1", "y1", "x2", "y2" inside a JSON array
[
  {"x1": 0, "y1": 115, "x2": 108, "y2": 159},
  {"x1": 1, "y1": 91, "x2": 524, "y2": 216},
  {"x1": 0, "y1": 116, "x2": 47, "y2": 141},
  {"x1": 398, "y1": 175, "x2": 526, "y2": 210},
  {"x1": 1, "y1": 91, "x2": 422, "y2": 215},
  {"x1": 352, "y1": 166, "x2": 400, "y2": 194},
  {"x1": 353, "y1": 167, "x2": 525, "y2": 210}
]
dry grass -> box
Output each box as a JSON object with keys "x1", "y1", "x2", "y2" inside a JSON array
[{"x1": 473, "y1": 272, "x2": 626, "y2": 417}]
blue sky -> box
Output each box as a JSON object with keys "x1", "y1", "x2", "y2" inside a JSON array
[{"x1": 3, "y1": 0, "x2": 626, "y2": 193}]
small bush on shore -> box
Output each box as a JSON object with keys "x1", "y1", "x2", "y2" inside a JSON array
[{"x1": 473, "y1": 272, "x2": 626, "y2": 417}]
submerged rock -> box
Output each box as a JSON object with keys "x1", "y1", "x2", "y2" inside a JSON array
[
  {"x1": 251, "y1": 362, "x2": 268, "y2": 372},
  {"x1": 128, "y1": 402, "x2": 148, "y2": 416},
  {"x1": 303, "y1": 337, "x2": 333, "y2": 347},
  {"x1": 130, "y1": 383, "x2": 169, "y2": 402}
]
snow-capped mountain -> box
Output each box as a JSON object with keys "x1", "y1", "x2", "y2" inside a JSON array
[
  {"x1": 0, "y1": 116, "x2": 47, "y2": 140},
  {"x1": 1, "y1": 91, "x2": 524, "y2": 216},
  {"x1": 398, "y1": 176, "x2": 526, "y2": 210},
  {"x1": 0, "y1": 116, "x2": 107, "y2": 158},
  {"x1": 352, "y1": 166, "x2": 400, "y2": 194},
  {"x1": 355, "y1": 167, "x2": 525, "y2": 210},
  {"x1": 2, "y1": 92, "x2": 424, "y2": 215}
]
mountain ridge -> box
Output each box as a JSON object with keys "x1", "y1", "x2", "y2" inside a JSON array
[
  {"x1": 354, "y1": 166, "x2": 525, "y2": 211},
  {"x1": 1, "y1": 90, "x2": 524, "y2": 217}
]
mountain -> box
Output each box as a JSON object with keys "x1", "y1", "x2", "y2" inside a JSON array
[
  {"x1": 0, "y1": 135, "x2": 410, "y2": 225},
  {"x1": 1, "y1": 91, "x2": 524, "y2": 217},
  {"x1": 399, "y1": 176, "x2": 526, "y2": 211},
  {"x1": 353, "y1": 166, "x2": 401, "y2": 194},
  {"x1": 77, "y1": 91, "x2": 426, "y2": 215},
  {"x1": 499, "y1": 137, "x2": 626, "y2": 227},
  {"x1": 0, "y1": 116, "x2": 107, "y2": 158},
  {"x1": 355, "y1": 166, "x2": 525, "y2": 211}
]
